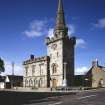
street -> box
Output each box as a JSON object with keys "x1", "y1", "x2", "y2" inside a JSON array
[
  {"x1": 24, "y1": 89, "x2": 105, "y2": 105},
  {"x1": 0, "y1": 89, "x2": 105, "y2": 105}
]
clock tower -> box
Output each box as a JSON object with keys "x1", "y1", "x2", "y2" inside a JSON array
[{"x1": 46, "y1": 0, "x2": 76, "y2": 87}]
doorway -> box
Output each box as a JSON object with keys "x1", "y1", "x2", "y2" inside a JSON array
[{"x1": 52, "y1": 79, "x2": 57, "y2": 88}]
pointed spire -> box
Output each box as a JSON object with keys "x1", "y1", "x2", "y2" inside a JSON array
[
  {"x1": 54, "y1": 0, "x2": 68, "y2": 36},
  {"x1": 58, "y1": 0, "x2": 64, "y2": 15}
]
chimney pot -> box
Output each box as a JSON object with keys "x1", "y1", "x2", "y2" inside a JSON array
[{"x1": 30, "y1": 55, "x2": 34, "y2": 60}]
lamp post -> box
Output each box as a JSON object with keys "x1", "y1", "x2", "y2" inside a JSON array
[
  {"x1": 62, "y1": 62, "x2": 67, "y2": 87},
  {"x1": 12, "y1": 62, "x2": 14, "y2": 76},
  {"x1": 11, "y1": 62, "x2": 14, "y2": 89}
]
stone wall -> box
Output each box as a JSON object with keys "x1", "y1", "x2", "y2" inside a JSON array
[
  {"x1": 47, "y1": 39, "x2": 63, "y2": 87},
  {"x1": 92, "y1": 66, "x2": 105, "y2": 88}
]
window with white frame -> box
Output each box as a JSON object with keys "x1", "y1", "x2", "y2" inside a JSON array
[
  {"x1": 32, "y1": 65, "x2": 35, "y2": 76},
  {"x1": 25, "y1": 67, "x2": 28, "y2": 76},
  {"x1": 39, "y1": 64, "x2": 44, "y2": 75}
]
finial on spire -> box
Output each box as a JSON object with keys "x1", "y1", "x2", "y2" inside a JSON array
[{"x1": 54, "y1": 0, "x2": 68, "y2": 36}]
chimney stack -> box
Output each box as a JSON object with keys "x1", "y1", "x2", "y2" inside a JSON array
[
  {"x1": 92, "y1": 59, "x2": 98, "y2": 67},
  {"x1": 30, "y1": 54, "x2": 34, "y2": 60}
]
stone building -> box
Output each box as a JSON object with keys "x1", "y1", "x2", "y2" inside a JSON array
[
  {"x1": 85, "y1": 60, "x2": 105, "y2": 88},
  {"x1": 23, "y1": 56, "x2": 50, "y2": 88},
  {"x1": 23, "y1": 0, "x2": 76, "y2": 88}
]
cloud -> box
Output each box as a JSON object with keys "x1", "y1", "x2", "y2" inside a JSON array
[
  {"x1": 1, "y1": 60, "x2": 23, "y2": 76},
  {"x1": 76, "y1": 38, "x2": 86, "y2": 48},
  {"x1": 47, "y1": 28, "x2": 54, "y2": 38},
  {"x1": 75, "y1": 66, "x2": 89, "y2": 75},
  {"x1": 68, "y1": 24, "x2": 75, "y2": 36},
  {"x1": 24, "y1": 20, "x2": 48, "y2": 37},
  {"x1": 23, "y1": 18, "x2": 76, "y2": 39},
  {"x1": 94, "y1": 18, "x2": 105, "y2": 28}
]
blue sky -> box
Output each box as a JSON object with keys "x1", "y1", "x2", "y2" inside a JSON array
[{"x1": 0, "y1": 0, "x2": 105, "y2": 75}]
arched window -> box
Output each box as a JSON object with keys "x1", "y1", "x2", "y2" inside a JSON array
[
  {"x1": 33, "y1": 79, "x2": 36, "y2": 87},
  {"x1": 99, "y1": 79, "x2": 104, "y2": 87},
  {"x1": 25, "y1": 79, "x2": 28, "y2": 87},
  {"x1": 57, "y1": 52, "x2": 59, "y2": 57},
  {"x1": 29, "y1": 79, "x2": 33, "y2": 87},
  {"x1": 52, "y1": 63, "x2": 57, "y2": 74},
  {"x1": 38, "y1": 78, "x2": 43, "y2": 87}
]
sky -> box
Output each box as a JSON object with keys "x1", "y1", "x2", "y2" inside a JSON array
[{"x1": 0, "y1": 0, "x2": 105, "y2": 75}]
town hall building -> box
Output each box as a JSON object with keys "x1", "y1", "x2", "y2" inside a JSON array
[{"x1": 23, "y1": 0, "x2": 76, "y2": 88}]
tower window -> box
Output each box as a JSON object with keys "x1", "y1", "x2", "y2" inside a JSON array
[
  {"x1": 52, "y1": 63, "x2": 57, "y2": 74},
  {"x1": 57, "y1": 52, "x2": 59, "y2": 57},
  {"x1": 50, "y1": 54, "x2": 52, "y2": 59}
]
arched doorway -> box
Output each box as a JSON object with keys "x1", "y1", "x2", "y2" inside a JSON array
[
  {"x1": 52, "y1": 79, "x2": 57, "y2": 88},
  {"x1": 98, "y1": 79, "x2": 104, "y2": 87}
]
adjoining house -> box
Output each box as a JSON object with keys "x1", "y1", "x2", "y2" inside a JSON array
[
  {"x1": 0, "y1": 75, "x2": 23, "y2": 89},
  {"x1": 74, "y1": 60, "x2": 105, "y2": 88},
  {"x1": 85, "y1": 60, "x2": 105, "y2": 88}
]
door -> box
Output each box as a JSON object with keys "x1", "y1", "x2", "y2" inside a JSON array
[
  {"x1": 52, "y1": 79, "x2": 57, "y2": 88},
  {"x1": 98, "y1": 79, "x2": 104, "y2": 87}
]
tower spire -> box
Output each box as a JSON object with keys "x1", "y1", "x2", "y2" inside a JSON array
[{"x1": 54, "y1": 0, "x2": 68, "y2": 36}]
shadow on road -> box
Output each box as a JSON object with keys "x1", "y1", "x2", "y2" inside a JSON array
[{"x1": 0, "y1": 91, "x2": 75, "y2": 105}]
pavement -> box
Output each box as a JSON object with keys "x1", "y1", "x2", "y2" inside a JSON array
[{"x1": 0, "y1": 88, "x2": 105, "y2": 105}]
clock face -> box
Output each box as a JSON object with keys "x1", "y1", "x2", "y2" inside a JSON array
[{"x1": 51, "y1": 44, "x2": 57, "y2": 50}]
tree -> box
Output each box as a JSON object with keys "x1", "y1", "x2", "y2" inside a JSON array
[{"x1": 0, "y1": 58, "x2": 5, "y2": 74}]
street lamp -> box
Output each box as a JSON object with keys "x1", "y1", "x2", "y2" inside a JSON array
[
  {"x1": 11, "y1": 62, "x2": 15, "y2": 89},
  {"x1": 12, "y1": 62, "x2": 14, "y2": 76}
]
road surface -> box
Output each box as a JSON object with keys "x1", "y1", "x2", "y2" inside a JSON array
[
  {"x1": 0, "y1": 89, "x2": 105, "y2": 105},
  {"x1": 27, "y1": 89, "x2": 105, "y2": 105}
]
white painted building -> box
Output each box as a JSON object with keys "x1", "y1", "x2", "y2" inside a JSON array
[
  {"x1": 0, "y1": 82, "x2": 5, "y2": 89},
  {"x1": 0, "y1": 76, "x2": 5, "y2": 89}
]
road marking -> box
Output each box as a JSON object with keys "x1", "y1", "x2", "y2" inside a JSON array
[
  {"x1": 78, "y1": 95, "x2": 97, "y2": 100},
  {"x1": 48, "y1": 101, "x2": 63, "y2": 105}
]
